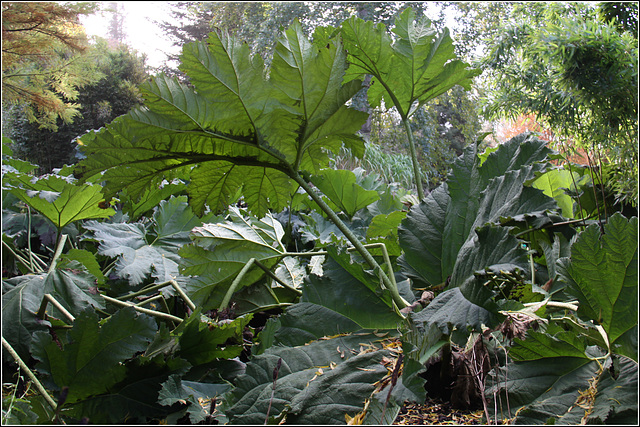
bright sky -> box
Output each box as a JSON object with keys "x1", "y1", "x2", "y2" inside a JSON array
[
  {"x1": 78, "y1": 2, "x2": 462, "y2": 69},
  {"x1": 79, "y1": 1, "x2": 179, "y2": 68}
]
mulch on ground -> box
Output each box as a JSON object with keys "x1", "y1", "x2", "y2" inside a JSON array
[{"x1": 394, "y1": 398, "x2": 486, "y2": 425}]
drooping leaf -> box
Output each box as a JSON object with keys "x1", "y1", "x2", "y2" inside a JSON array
[
  {"x1": 488, "y1": 355, "x2": 601, "y2": 423},
  {"x1": 450, "y1": 225, "x2": 529, "y2": 298},
  {"x1": 489, "y1": 351, "x2": 638, "y2": 425},
  {"x1": 31, "y1": 307, "x2": 158, "y2": 404},
  {"x1": 2, "y1": 262, "x2": 105, "y2": 359},
  {"x1": 556, "y1": 213, "x2": 638, "y2": 354},
  {"x1": 221, "y1": 332, "x2": 391, "y2": 424},
  {"x1": 411, "y1": 287, "x2": 496, "y2": 335},
  {"x1": 255, "y1": 302, "x2": 362, "y2": 354},
  {"x1": 398, "y1": 184, "x2": 450, "y2": 288},
  {"x1": 399, "y1": 134, "x2": 555, "y2": 290},
  {"x1": 301, "y1": 248, "x2": 402, "y2": 330}
]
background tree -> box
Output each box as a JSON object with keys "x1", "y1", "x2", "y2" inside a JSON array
[
  {"x1": 4, "y1": 39, "x2": 148, "y2": 172},
  {"x1": 1, "y1": 1, "x2": 100, "y2": 129},
  {"x1": 478, "y1": 1, "x2": 638, "y2": 206},
  {"x1": 106, "y1": 2, "x2": 126, "y2": 45}
]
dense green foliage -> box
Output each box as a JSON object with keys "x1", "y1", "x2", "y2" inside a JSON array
[
  {"x1": 4, "y1": 40, "x2": 148, "y2": 172},
  {"x1": 478, "y1": 2, "x2": 638, "y2": 205},
  {"x1": 2, "y1": 5, "x2": 637, "y2": 426}
]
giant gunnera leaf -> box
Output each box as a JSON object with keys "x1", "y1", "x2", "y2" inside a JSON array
[
  {"x1": 76, "y1": 20, "x2": 367, "y2": 218},
  {"x1": 557, "y1": 213, "x2": 638, "y2": 360},
  {"x1": 84, "y1": 195, "x2": 211, "y2": 286},
  {"x1": 338, "y1": 8, "x2": 479, "y2": 120},
  {"x1": 179, "y1": 206, "x2": 287, "y2": 310},
  {"x1": 2, "y1": 261, "x2": 105, "y2": 360},
  {"x1": 487, "y1": 334, "x2": 638, "y2": 425},
  {"x1": 31, "y1": 307, "x2": 158, "y2": 404},
  {"x1": 399, "y1": 133, "x2": 556, "y2": 291},
  {"x1": 221, "y1": 332, "x2": 392, "y2": 424}
]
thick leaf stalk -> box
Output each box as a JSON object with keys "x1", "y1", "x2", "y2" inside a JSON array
[
  {"x1": 402, "y1": 117, "x2": 425, "y2": 200},
  {"x1": 293, "y1": 173, "x2": 409, "y2": 310}
]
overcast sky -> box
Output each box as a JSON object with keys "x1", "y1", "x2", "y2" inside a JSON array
[
  {"x1": 78, "y1": 1, "x2": 463, "y2": 69},
  {"x1": 80, "y1": 2, "x2": 179, "y2": 68}
]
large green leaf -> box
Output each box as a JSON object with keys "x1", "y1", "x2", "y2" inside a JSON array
[
  {"x1": 309, "y1": 168, "x2": 380, "y2": 219},
  {"x1": 84, "y1": 196, "x2": 207, "y2": 285},
  {"x1": 399, "y1": 134, "x2": 556, "y2": 290},
  {"x1": 77, "y1": 23, "x2": 366, "y2": 217},
  {"x1": 2, "y1": 261, "x2": 105, "y2": 360},
  {"x1": 66, "y1": 354, "x2": 191, "y2": 424},
  {"x1": 31, "y1": 307, "x2": 158, "y2": 404},
  {"x1": 556, "y1": 213, "x2": 638, "y2": 352},
  {"x1": 255, "y1": 302, "x2": 362, "y2": 354},
  {"x1": 397, "y1": 184, "x2": 450, "y2": 288},
  {"x1": 179, "y1": 207, "x2": 287, "y2": 310},
  {"x1": 488, "y1": 346, "x2": 638, "y2": 425},
  {"x1": 411, "y1": 287, "x2": 495, "y2": 336},
  {"x1": 529, "y1": 167, "x2": 584, "y2": 218},
  {"x1": 221, "y1": 332, "x2": 391, "y2": 424},
  {"x1": 5, "y1": 173, "x2": 114, "y2": 230},
  {"x1": 340, "y1": 8, "x2": 479, "y2": 119},
  {"x1": 172, "y1": 310, "x2": 252, "y2": 365},
  {"x1": 301, "y1": 248, "x2": 403, "y2": 329}
]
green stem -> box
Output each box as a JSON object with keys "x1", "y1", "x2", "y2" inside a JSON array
[
  {"x1": 2, "y1": 240, "x2": 35, "y2": 272},
  {"x1": 291, "y1": 173, "x2": 409, "y2": 310},
  {"x1": 254, "y1": 259, "x2": 302, "y2": 295},
  {"x1": 47, "y1": 234, "x2": 68, "y2": 273},
  {"x1": 169, "y1": 280, "x2": 197, "y2": 312},
  {"x1": 134, "y1": 295, "x2": 164, "y2": 307},
  {"x1": 26, "y1": 206, "x2": 34, "y2": 272},
  {"x1": 101, "y1": 295, "x2": 183, "y2": 323},
  {"x1": 401, "y1": 117, "x2": 425, "y2": 201},
  {"x1": 37, "y1": 294, "x2": 76, "y2": 323},
  {"x1": 2, "y1": 337, "x2": 58, "y2": 411},
  {"x1": 219, "y1": 258, "x2": 256, "y2": 311}
]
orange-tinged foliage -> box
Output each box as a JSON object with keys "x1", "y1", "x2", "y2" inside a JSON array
[
  {"x1": 496, "y1": 114, "x2": 590, "y2": 165},
  {"x1": 2, "y1": 2, "x2": 98, "y2": 129}
]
